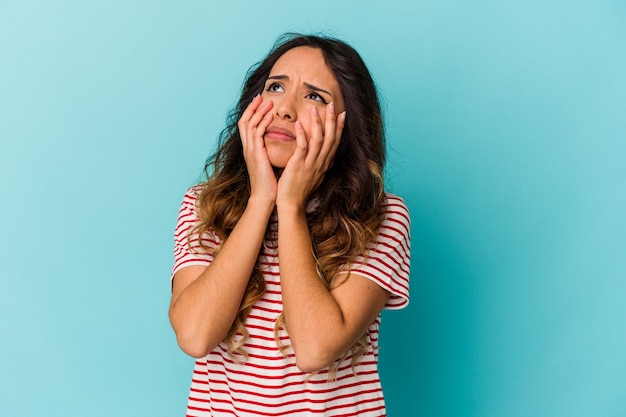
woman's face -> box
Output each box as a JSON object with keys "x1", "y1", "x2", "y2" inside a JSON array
[{"x1": 261, "y1": 46, "x2": 345, "y2": 169}]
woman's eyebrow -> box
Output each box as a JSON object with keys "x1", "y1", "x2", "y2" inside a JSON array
[
  {"x1": 303, "y1": 82, "x2": 332, "y2": 97},
  {"x1": 267, "y1": 75, "x2": 333, "y2": 97},
  {"x1": 267, "y1": 74, "x2": 288, "y2": 81}
]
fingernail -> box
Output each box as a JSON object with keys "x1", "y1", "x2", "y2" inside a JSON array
[
  {"x1": 312, "y1": 107, "x2": 319, "y2": 117},
  {"x1": 339, "y1": 111, "x2": 346, "y2": 123},
  {"x1": 329, "y1": 102, "x2": 334, "y2": 114}
]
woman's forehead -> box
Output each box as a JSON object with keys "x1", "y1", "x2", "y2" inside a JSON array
[{"x1": 271, "y1": 47, "x2": 332, "y2": 80}]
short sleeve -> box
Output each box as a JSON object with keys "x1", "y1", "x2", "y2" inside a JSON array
[
  {"x1": 349, "y1": 194, "x2": 411, "y2": 309},
  {"x1": 171, "y1": 187, "x2": 220, "y2": 284}
]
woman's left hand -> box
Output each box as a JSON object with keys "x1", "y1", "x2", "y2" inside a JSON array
[{"x1": 276, "y1": 103, "x2": 346, "y2": 211}]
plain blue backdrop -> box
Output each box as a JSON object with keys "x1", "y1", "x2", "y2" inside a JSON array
[{"x1": 1, "y1": 1, "x2": 625, "y2": 416}]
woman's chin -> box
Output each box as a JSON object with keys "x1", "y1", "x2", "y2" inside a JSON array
[{"x1": 266, "y1": 145, "x2": 294, "y2": 169}]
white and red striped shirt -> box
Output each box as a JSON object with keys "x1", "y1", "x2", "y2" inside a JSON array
[{"x1": 172, "y1": 187, "x2": 411, "y2": 416}]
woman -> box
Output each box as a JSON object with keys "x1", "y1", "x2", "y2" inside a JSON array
[{"x1": 170, "y1": 33, "x2": 410, "y2": 416}]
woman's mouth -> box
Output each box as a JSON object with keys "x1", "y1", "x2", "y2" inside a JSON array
[{"x1": 265, "y1": 126, "x2": 295, "y2": 142}]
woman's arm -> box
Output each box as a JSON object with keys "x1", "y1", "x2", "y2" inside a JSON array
[
  {"x1": 169, "y1": 96, "x2": 278, "y2": 358},
  {"x1": 169, "y1": 196, "x2": 275, "y2": 358},
  {"x1": 277, "y1": 205, "x2": 390, "y2": 372}
]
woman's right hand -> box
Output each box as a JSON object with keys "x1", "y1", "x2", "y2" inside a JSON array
[{"x1": 238, "y1": 95, "x2": 277, "y2": 204}]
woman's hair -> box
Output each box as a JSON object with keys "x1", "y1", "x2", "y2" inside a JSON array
[{"x1": 190, "y1": 33, "x2": 387, "y2": 374}]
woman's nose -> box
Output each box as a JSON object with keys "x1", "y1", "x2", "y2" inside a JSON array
[{"x1": 275, "y1": 95, "x2": 296, "y2": 120}]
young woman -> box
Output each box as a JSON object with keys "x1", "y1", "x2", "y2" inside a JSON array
[{"x1": 169, "y1": 34, "x2": 410, "y2": 417}]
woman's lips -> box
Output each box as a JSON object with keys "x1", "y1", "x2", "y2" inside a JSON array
[{"x1": 265, "y1": 126, "x2": 295, "y2": 142}]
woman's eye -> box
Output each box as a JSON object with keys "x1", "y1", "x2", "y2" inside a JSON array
[
  {"x1": 307, "y1": 92, "x2": 327, "y2": 104},
  {"x1": 266, "y1": 82, "x2": 283, "y2": 93}
]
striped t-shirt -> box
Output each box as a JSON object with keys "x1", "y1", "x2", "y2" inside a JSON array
[{"x1": 172, "y1": 187, "x2": 411, "y2": 416}]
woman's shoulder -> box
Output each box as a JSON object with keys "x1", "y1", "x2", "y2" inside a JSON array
[
  {"x1": 180, "y1": 184, "x2": 205, "y2": 204},
  {"x1": 380, "y1": 193, "x2": 411, "y2": 236},
  {"x1": 383, "y1": 192, "x2": 407, "y2": 207},
  {"x1": 186, "y1": 184, "x2": 205, "y2": 197},
  {"x1": 383, "y1": 193, "x2": 410, "y2": 218}
]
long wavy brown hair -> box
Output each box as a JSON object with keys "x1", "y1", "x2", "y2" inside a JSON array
[{"x1": 190, "y1": 33, "x2": 387, "y2": 374}]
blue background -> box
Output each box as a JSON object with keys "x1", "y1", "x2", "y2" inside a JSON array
[{"x1": 1, "y1": 1, "x2": 625, "y2": 416}]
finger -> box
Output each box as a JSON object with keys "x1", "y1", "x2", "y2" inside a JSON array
[
  {"x1": 293, "y1": 121, "x2": 308, "y2": 160},
  {"x1": 251, "y1": 101, "x2": 273, "y2": 150},
  {"x1": 238, "y1": 94, "x2": 263, "y2": 128},
  {"x1": 239, "y1": 95, "x2": 263, "y2": 152},
  {"x1": 248, "y1": 99, "x2": 273, "y2": 133},
  {"x1": 243, "y1": 99, "x2": 273, "y2": 149},
  {"x1": 256, "y1": 111, "x2": 274, "y2": 141},
  {"x1": 329, "y1": 110, "x2": 346, "y2": 160},
  {"x1": 306, "y1": 106, "x2": 324, "y2": 162},
  {"x1": 320, "y1": 102, "x2": 339, "y2": 166}
]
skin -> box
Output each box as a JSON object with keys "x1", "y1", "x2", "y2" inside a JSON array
[{"x1": 169, "y1": 47, "x2": 390, "y2": 372}]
